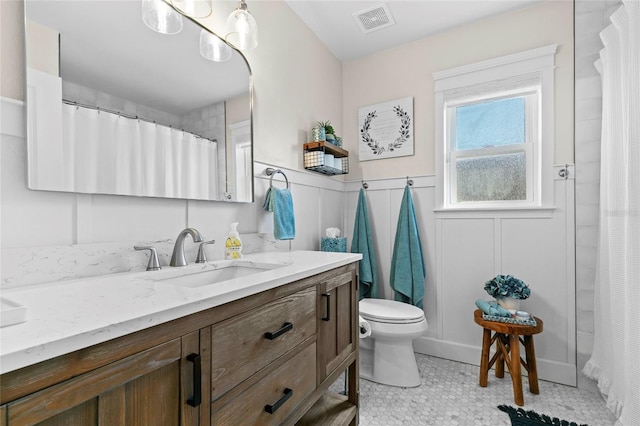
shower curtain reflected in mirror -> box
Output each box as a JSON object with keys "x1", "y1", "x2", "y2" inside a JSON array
[{"x1": 61, "y1": 104, "x2": 219, "y2": 200}]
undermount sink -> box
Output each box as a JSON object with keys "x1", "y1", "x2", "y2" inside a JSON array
[{"x1": 154, "y1": 260, "x2": 287, "y2": 289}]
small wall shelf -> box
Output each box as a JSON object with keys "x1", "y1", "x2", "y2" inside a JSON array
[{"x1": 303, "y1": 141, "x2": 349, "y2": 176}]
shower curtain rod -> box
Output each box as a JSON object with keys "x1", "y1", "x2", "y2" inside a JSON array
[{"x1": 62, "y1": 99, "x2": 217, "y2": 143}]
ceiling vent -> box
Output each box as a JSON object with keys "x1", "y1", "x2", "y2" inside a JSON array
[{"x1": 353, "y1": 3, "x2": 395, "y2": 34}]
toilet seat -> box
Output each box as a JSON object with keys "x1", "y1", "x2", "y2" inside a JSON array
[{"x1": 360, "y1": 299, "x2": 425, "y2": 324}]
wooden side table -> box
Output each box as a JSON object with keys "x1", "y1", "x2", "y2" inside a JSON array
[{"x1": 473, "y1": 309, "x2": 544, "y2": 406}]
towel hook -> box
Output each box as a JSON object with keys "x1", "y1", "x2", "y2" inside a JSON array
[
  {"x1": 362, "y1": 180, "x2": 369, "y2": 189},
  {"x1": 406, "y1": 176, "x2": 413, "y2": 186},
  {"x1": 266, "y1": 168, "x2": 290, "y2": 189}
]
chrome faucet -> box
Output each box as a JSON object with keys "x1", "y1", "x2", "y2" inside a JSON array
[
  {"x1": 134, "y1": 245, "x2": 162, "y2": 271},
  {"x1": 170, "y1": 227, "x2": 204, "y2": 267}
]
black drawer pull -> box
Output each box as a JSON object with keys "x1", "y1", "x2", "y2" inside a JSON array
[
  {"x1": 264, "y1": 322, "x2": 293, "y2": 340},
  {"x1": 186, "y1": 353, "x2": 201, "y2": 407},
  {"x1": 322, "y1": 293, "x2": 331, "y2": 321},
  {"x1": 264, "y1": 388, "x2": 293, "y2": 414}
]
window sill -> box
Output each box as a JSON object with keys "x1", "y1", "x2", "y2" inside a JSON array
[{"x1": 434, "y1": 206, "x2": 556, "y2": 219}]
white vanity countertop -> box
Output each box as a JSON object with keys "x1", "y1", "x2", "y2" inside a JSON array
[{"x1": 0, "y1": 250, "x2": 361, "y2": 374}]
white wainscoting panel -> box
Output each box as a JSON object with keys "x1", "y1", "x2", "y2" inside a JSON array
[
  {"x1": 345, "y1": 170, "x2": 576, "y2": 386},
  {"x1": 440, "y1": 218, "x2": 495, "y2": 344},
  {"x1": 254, "y1": 162, "x2": 346, "y2": 252}
]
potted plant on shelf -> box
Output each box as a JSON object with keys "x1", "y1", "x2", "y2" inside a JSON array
[
  {"x1": 483, "y1": 274, "x2": 530, "y2": 311},
  {"x1": 317, "y1": 121, "x2": 337, "y2": 144}
]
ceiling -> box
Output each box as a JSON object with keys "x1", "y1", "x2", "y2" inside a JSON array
[
  {"x1": 26, "y1": 1, "x2": 249, "y2": 116},
  {"x1": 24, "y1": 0, "x2": 542, "y2": 115},
  {"x1": 285, "y1": 0, "x2": 542, "y2": 62}
]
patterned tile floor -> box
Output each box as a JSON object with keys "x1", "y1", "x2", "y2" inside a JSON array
[{"x1": 333, "y1": 354, "x2": 617, "y2": 426}]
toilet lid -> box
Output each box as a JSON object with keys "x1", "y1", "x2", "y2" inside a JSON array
[{"x1": 359, "y1": 299, "x2": 425, "y2": 323}]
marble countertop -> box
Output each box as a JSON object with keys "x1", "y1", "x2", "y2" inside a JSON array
[{"x1": 0, "y1": 250, "x2": 361, "y2": 374}]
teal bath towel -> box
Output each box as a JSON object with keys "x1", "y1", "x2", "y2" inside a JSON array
[
  {"x1": 475, "y1": 299, "x2": 512, "y2": 317},
  {"x1": 390, "y1": 185, "x2": 425, "y2": 308},
  {"x1": 351, "y1": 189, "x2": 378, "y2": 299},
  {"x1": 263, "y1": 187, "x2": 295, "y2": 240}
]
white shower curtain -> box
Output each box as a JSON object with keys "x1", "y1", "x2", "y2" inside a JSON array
[
  {"x1": 62, "y1": 104, "x2": 218, "y2": 199},
  {"x1": 583, "y1": 1, "x2": 640, "y2": 425}
]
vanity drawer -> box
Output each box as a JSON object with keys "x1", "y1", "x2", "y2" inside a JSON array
[
  {"x1": 211, "y1": 286, "x2": 316, "y2": 400},
  {"x1": 212, "y1": 343, "x2": 316, "y2": 426}
]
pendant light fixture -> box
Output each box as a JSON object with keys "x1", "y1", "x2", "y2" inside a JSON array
[
  {"x1": 225, "y1": 0, "x2": 258, "y2": 51},
  {"x1": 141, "y1": 0, "x2": 257, "y2": 57},
  {"x1": 200, "y1": 29, "x2": 232, "y2": 62},
  {"x1": 141, "y1": 0, "x2": 183, "y2": 35},
  {"x1": 171, "y1": 0, "x2": 212, "y2": 19}
]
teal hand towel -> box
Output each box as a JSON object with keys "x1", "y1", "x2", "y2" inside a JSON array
[
  {"x1": 475, "y1": 299, "x2": 512, "y2": 317},
  {"x1": 390, "y1": 185, "x2": 425, "y2": 309},
  {"x1": 263, "y1": 187, "x2": 295, "y2": 240},
  {"x1": 351, "y1": 189, "x2": 378, "y2": 299}
]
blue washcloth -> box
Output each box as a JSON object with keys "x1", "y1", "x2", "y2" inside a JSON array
[
  {"x1": 263, "y1": 187, "x2": 295, "y2": 240},
  {"x1": 390, "y1": 185, "x2": 426, "y2": 309},
  {"x1": 351, "y1": 189, "x2": 378, "y2": 299},
  {"x1": 475, "y1": 299, "x2": 512, "y2": 317}
]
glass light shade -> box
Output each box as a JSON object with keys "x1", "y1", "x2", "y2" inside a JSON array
[
  {"x1": 142, "y1": 0, "x2": 183, "y2": 35},
  {"x1": 225, "y1": 2, "x2": 258, "y2": 51},
  {"x1": 199, "y1": 29, "x2": 232, "y2": 62},
  {"x1": 171, "y1": 0, "x2": 212, "y2": 18}
]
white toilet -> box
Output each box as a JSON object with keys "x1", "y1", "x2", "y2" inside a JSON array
[{"x1": 359, "y1": 298, "x2": 428, "y2": 387}]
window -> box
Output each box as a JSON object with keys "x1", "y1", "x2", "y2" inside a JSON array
[
  {"x1": 434, "y1": 45, "x2": 557, "y2": 210},
  {"x1": 447, "y1": 88, "x2": 538, "y2": 205}
]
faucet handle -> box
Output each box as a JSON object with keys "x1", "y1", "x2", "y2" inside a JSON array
[
  {"x1": 134, "y1": 245, "x2": 162, "y2": 271},
  {"x1": 196, "y1": 240, "x2": 216, "y2": 264}
]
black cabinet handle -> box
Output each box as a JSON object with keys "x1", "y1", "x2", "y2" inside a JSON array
[
  {"x1": 322, "y1": 293, "x2": 331, "y2": 321},
  {"x1": 264, "y1": 388, "x2": 293, "y2": 414},
  {"x1": 264, "y1": 322, "x2": 293, "y2": 340},
  {"x1": 186, "y1": 353, "x2": 201, "y2": 407}
]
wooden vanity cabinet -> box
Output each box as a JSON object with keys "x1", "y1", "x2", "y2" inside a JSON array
[
  {"x1": 0, "y1": 262, "x2": 359, "y2": 426},
  {"x1": 3, "y1": 333, "x2": 202, "y2": 426}
]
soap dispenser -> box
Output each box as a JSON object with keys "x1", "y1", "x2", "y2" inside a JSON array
[{"x1": 225, "y1": 222, "x2": 243, "y2": 260}]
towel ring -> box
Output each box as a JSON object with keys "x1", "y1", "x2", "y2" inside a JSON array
[{"x1": 266, "y1": 168, "x2": 289, "y2": 189}]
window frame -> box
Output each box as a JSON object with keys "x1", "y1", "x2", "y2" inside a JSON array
[{"x1": 433, "y1": 44, "x2": 557, "y2": 212}]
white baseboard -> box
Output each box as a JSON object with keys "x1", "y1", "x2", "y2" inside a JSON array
[{"x1": 413, "y1": 336, "x2": 577, "y2": 387}]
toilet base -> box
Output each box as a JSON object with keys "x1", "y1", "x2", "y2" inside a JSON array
[{"x1": 359, "y1": 338, "x2": 422, "y2": 388}]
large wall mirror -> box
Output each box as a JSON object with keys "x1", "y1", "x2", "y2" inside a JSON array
[{"x1": 24, "y1": 0, "x2": 253, "y2": 203}]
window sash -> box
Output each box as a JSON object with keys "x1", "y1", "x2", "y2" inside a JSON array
[{"x1": 445, "y1": 89, "x2": 539, "y2": 207}]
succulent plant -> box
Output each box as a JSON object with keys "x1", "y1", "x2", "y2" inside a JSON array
[{"x1": 317, "y1": 120, "x2": 335, "y2": 135}]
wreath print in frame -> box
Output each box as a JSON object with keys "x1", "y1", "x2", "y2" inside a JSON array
[{"x1": 358, "y1": 97, "x2": 413, "y2": 161}]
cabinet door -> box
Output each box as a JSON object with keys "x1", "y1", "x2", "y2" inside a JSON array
[
  {"x1": 317, "y1": 268, "x2": 358, "y2": 384},
  {"x1": 7, "y1": 337, "x2": 202, "y2": 426}
]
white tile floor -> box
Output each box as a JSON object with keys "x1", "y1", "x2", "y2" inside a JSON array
[{"x1": 337, "y1": 354, "x2": 617, "y2": 426}]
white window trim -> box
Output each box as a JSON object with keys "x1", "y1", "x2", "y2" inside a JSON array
[{"x1": 434, "y1": 44, "x2": 557, "y2": 212}]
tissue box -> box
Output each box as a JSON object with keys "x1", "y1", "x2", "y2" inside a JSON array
[{"x1": 321, "y1": 237, "x2": 347, "y2": 253}]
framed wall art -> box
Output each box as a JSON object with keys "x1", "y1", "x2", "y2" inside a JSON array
[{"x1": 358, "y1": 96, "x2": 413, "y2": 161}]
